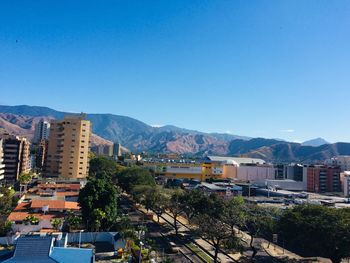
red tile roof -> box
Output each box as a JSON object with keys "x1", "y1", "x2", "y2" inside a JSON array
[
  {"x1": 30, "y1": 200, "x2": 80, "y2": 210},
  {"x1": 7, "y1": 212, "x2": 64, "y2": 221},
  {"x1": 14, "y1": 202, "x2": 31, "y2": 211}
]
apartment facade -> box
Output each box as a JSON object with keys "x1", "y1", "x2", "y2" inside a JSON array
[
  {"x1": 1, "y1": 134, "x2": 30, "y2": 182},
  {"x1": 45, "y1": 115, "x2": 91, "y2": 179},
  {"x1": 33, "y1": 120, "x2": 50, "y2": 143},
  {"x1": 0, "y1": 139, "x2": 5, "y2": 180},
  {"x1": 306, "y1": 165, "x2": 341, "y2": 193}
]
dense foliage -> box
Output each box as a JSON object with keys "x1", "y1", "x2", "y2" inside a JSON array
[
  {"x1": 0, "y1": 187, "x2": 15, "y2": 215},
  {"x1": 89, "y1": 156, "x2": 122, "y2": 177},
  {"x1": 115, "y1": 167, "x2": 155, "y2": 192},
  {"x1": 78, "y1": 173, "x2": 118, "y2": 231},
  {"x1": 278, "y1": 205, "x2": 350, "y2": 263}
]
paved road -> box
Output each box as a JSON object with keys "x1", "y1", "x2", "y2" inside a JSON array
[
  {"x1": 119, "y1": 195, "x2": 203, "y2": 263},
  {"x1": 160, "y1": 212, "x2": 236, "y2": 263}
]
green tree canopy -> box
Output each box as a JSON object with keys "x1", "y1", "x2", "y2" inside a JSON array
[
  {"x1": 0, "y1": 187, "x2": 15, "y2": 215},
  {"x1": 179, "y1": 190, "x2": 209, "y2": 222},
  {"x1": 19, "y1": 172, "x2": 33, "y2": 185},
  {"x1": 193, "y1": 213, "x2": 241, "y2": 263},
  {"x1": 115, "y1": 167, "x2": 155, "y2": 193},
  {"x1": 278, "y1": 204, "x2": 350, "y2": 263},
  {"x1": 0, "y1": 220, "x2": 12, "y2": 236},
  {"x1": 89, "y1": 156, "x2": 122, "y2": 178},
  {"x1": 78, "y1": 177, "x2": 118, "y2": 231}
]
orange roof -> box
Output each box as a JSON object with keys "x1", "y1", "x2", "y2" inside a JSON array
[
  {"x1": 31, "y1": 200, "x2": 80, "y2": 210},
  {"x1": 55, "y1": 191, "x2": 79, "y2": 197},
  {"x1": 7, "y1": 212, "x2": 63, "y2": 221},
  {"x1": 14, "y1": 202, "x2": 31, "y2": 211}
]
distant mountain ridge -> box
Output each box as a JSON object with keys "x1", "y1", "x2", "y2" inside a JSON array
[
  {"x1": 0, "y1": 105, "x2": 349, "y2": 162},
  {"x1": 302, "y1": 138, "x2": 330, "y2": 147}
]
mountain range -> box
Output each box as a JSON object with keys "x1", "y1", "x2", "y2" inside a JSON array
[{"x1": 0, "y1": 105, "x2": 349, "y2": 163}]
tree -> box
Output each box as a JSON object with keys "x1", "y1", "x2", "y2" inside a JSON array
[
  {"x1": 166, "y1": 190, "x2": 184, "y2": 236},
  {"x1": 18, "y1": 172, "x2": 33, "y2": 185},
  {"x1": 51, "y1": 218, "x2": 64, "y2": 231},
  {"x1": 66, "y1": 212, "x2": 82, "y2": 231},
  {"x1": 117, "y1": 215, "x2": 136, "y2": 241},
  {"x1": 78, "y1": 177, "x2": 118, "y2": 231},
  {"x1": 89, "y1": 156, "x2": 122, "y2": 178},
  {"x1": 179, "y1": 190, "x2": 208, "y2": 222},
  {"x1": 115, "y1": 167, "x2": 155, "y2": 193},
  {"x1": 222, "y1": 196, "x2": 246, "y2": 236},
  {"x1": 194, "y1": 213, "x2": 241, "y2": 263},
  {"x1": 131, "y1": 185, "x2": 155, "y2": 211},
  {"x1": 0, "y1": 187, "x2": 15, "y2": 215},
  {"x1": 91, "y1": 208, "x2": 106, "y2": 232},
  {"x1": 243, "y1": 204, "x2": 274, "y2": 261},
  {"x1": 0, "y1": 220, "x2": 12, "y2": 236},
  {"x1": 278, "y1": 205, "x2": 350, "y2": 263},
  {"x1": 19, "y1": 172, "x2": 33, "y2": 194},
  {"x1": 152, "y1": 189, "x2": 170, "y2": 223}
]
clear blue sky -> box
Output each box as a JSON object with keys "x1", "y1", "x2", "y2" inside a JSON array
[{"x1": 1, "y1": 1, "x2": 349, "y2": 143}]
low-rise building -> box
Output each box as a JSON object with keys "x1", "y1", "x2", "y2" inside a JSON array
[
  {"x1": 3, "y1": 236, "x2": 94, "y2": 263},
  {"x1": 193, "y1": 182, "x2": 242, "y2": 199},
  {"x1": 7, "y1": 182, "x2": 81, "y2": 233}
]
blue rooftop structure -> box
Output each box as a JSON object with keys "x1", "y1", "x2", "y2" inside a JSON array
[
  {"x1": 50, "y1": 247, "x2": 93, "y2": 263},
  {"x1": 3, "y1": 236, "x2": 94, "y2": 263}
]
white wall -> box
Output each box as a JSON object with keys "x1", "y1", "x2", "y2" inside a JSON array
[{"x1": 237, "y1": 165, "x2": 275, "y2": 182}]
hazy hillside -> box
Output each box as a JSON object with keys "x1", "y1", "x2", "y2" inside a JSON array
[{"x1": 0, "y1": 105, "x2": 349, "y2": 162}]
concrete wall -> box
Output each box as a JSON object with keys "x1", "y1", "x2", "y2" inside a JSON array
[
  {"x1": 11, "y1": 220, "x2": 53, "y2": 234},
  {"x1": 237, "y1": 165, "x2": 275, "y2": 182}
]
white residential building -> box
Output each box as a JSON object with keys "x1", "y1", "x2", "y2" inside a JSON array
[{"x1": 33, "y1": 120, "x2": 50, "y2": 143}]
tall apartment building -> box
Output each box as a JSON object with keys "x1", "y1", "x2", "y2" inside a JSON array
[
  {"x1": 1, "y1": 134, "x2": 30, "y2": 182},
  {"x1": 91, "y1": 144, "x2": 113, "y2": 157},
  {"x1": 33, "y1": 120, "x2": 50, "y2": 143},
  {"x1": 45, "y1": 114, "x2": 91, "y2": 179},
  {"x1": 306, "y1": 165, "x2": 341, "y2": 193},
  {"x1": 113, "y1": 143, "x2": 121, "y2": 157},
  {"x1": 0, "y1": 139, "x2": 5, "y2": 181}
]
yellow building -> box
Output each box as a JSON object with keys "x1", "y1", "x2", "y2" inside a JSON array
[
  {"x1": 144, "y1": 162, "x2": 224, "y2": 181},
  {"x1": 45, "y1": 114, "x2": 90, "y2": 179}
]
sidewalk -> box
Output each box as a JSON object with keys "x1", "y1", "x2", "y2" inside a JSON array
[{"x1": 261, "y1": 241, "x2": 302, "y2": 260}]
